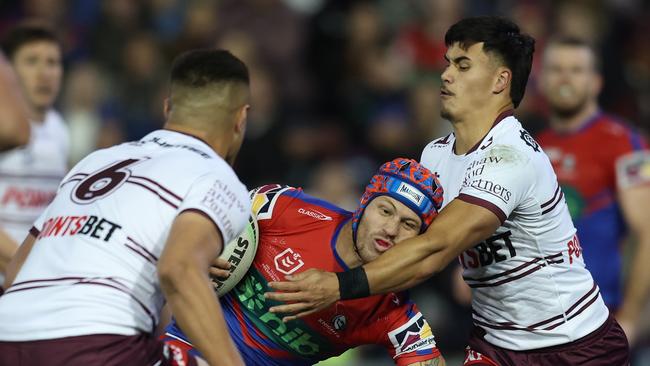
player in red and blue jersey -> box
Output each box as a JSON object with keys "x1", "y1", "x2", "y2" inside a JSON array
[
  {"x1": 163, "y1": 158, "x2": 447, "y2": 365},
  {"x1": 537, "y1": 37, "x2": 650, "y2": 344}
]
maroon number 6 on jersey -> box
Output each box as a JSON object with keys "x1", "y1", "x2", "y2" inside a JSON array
[{"x1": 72, "y1": 159, "x2": 142, "y2": 204}]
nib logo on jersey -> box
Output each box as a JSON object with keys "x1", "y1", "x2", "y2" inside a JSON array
[
  {"x1": 388, "y1": 313, "x2": 436, "y2": 356},
  {"x1": 234, "y1": 270, "x2": 329, "y2": 357}
]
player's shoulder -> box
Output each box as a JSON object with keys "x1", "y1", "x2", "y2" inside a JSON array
[
  {"x1": 535, "y1": 127, "x2": 554, "y2": 141},
  {"x1": 44, "y1": 109, "x2": 68, "y2": 131},
  {"x1": 592, "y1": 113, "x2": 647, "y2": 147},
  {"x1": 250, "y1": 184, "x2": 295, "y2": 220},
  {"x1": 41, "y1": 109, "x2": 70, "y2": 143},
  {"x1": 421, "y1": 133, "x2": 454, "y2": 165},
  {"x1": 595, "y1": 113, "x2": 634, "y2": 134},
  {"x1": 250, "y1": 184, "x2": 349, "y2": 221},
  {"x1": 423, "y1": 133, "x2": 454, "y2": 153},
  {"x1": 488, "y1": 116, "x2": 543, "y2": 160}
]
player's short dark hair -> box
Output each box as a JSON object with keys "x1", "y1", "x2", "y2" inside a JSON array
[
  {"x1": 545, "y1": 36, "x2": 600, "y2": 72},
  {"x1": 1, "y1": 22, "x2": 61, "y2": 59},
  {"x1": 445, "y1": 16, "x2": 535, "y2": 108},
  {"x1": 170, "y1": 49, "x2": 249, "y2": 88}
]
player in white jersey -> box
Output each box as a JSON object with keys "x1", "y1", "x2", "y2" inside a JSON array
[
  {"x1": 0, "y1": 23, "x2": 69, "y2": 282},
  {"x1": 0, "y1": 49, "x2": 251, "y2": 366},
  {"x1": 266, "y1": 16, "x2": 629, "y2": 365}
]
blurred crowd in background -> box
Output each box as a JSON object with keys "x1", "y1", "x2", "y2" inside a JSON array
[{"x1": 1, "y1": 0, "x2": 649, "y2": 364}]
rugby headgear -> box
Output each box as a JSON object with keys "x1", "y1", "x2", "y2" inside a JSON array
[{"x1": 352, "y1": 158, "x2": 444, "y2": 243}]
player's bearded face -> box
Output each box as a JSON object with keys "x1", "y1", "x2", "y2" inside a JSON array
[
  {"x1": 540, "y1": 46, "x2": 599, "y2": 118},
  {"x1": 440, "y1": 43, "x2": 497, "y2": 122},
  {"x1": 12, "y1": 41, "x2": 62, "y2": 115},
  {"x1": 355, "y1": 197, "x2": 421, "y2": 263}
]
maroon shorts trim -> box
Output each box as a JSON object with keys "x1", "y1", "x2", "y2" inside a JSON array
[
  {"x1": 0, "y1": 333, "x2": 178, "y2": 366},
  {"x1": 464, "y1": 314, "x2": 630, "y2": 365}
]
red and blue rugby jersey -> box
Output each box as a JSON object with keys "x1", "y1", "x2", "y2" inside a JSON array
[
  {"x1": 166, "y1": 184, "x2": 440, "y2": 365},
  {"x1": 537, "y1": 112, "x2": 649, "y2": 308}
]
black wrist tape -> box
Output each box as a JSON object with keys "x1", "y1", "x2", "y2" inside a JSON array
[{"x1": 337, "y1": 266, "x2": 370, "y2": 300}]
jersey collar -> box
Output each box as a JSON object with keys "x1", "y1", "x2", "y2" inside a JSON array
[
  {"x1": 457, "y1": 109, "x2": 514, "y2": 155},
  {"x1": 142, "y1": 129, "x2": 218, "y2": 159}
]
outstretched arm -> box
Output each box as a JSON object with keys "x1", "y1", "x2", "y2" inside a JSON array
[
  {"x1": 266, "y1": 199, "x2": 500, "y2": 320},
  {"x1": 0, "y1": 230, "x2": 20, "y2": 277},
  {"x1": 158, "y1": 211, "x2": 244, "y2": 366},
  {"x1": 616, "y1": 182, "x2": 650, "y2": 345},
  {"x1": 0, "y1": 52, "x2": 30, "y2": 151},
  {"x1": 3, "y1": 232, "x2": 36, "y2": 289},
  {"x1": 365, "y1": 199, "x2": 499, "y2": 294}
]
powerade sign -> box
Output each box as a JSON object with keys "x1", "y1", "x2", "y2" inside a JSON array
[{"x1": 233, "y1": 269, "x2": 334, "y2": 357}]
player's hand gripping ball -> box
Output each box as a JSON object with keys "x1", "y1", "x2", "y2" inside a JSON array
[{"x1": 210, "y1": 215, "x2": 259, "y2": 297}]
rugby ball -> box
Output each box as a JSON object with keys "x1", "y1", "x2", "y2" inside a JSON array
[{"x1": 211, "y1": 215, "x2": 259, "y2": 297}]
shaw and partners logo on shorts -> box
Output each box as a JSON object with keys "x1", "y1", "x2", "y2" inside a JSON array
[
  {"x1": 396, "y1": 182, "x2": 425, "y2": 206},
  {"x1": 388, "y1": 312, "x2": 436, "y2": 356}
]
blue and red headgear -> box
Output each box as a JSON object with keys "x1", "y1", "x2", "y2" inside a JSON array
[{"x1": 352, "y1": 158, "x2": 444, "y2": 243}]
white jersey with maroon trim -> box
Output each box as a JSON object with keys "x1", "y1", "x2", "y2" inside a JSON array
[
  {"x1": 420, "y1": 113, "x2": 608, "y2": 350},
  {"x1": 0, "y1": 110, "x2": 69, "y2": 243},
  {"x1": 0, "y1": 129, "x2": 250, "y2": 341}
]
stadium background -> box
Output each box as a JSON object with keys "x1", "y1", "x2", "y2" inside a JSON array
[{"x1": 1, "y1": 0, "x2": 648, "y2": 364}]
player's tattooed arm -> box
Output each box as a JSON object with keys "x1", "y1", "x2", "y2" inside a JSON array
[{"x1": 407, "y1": 357, "x2": 445, "y2": 366}]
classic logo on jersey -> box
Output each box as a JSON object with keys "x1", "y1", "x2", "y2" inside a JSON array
[
  {"x1": 388, "y1": 312, "x2": 436, "y2": 356},
  {"x1": 298, "y1": 208, "x2": 332, "y2": 221},
  {"x1": 250, "y1": 184, "x2": 290, "y2": 220},
  {"x1": 274, "y1": 248, "x2": 305, "y2": 275},
  {"x1": 331, "y1": 314, "x2": 347, "y2": 331},
  {"x1": 396, "y1": 182, "x2": 425, "y2": 206},
  {"x1": 520, "y1": 129, "x2": 540, "y2": 152}
]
